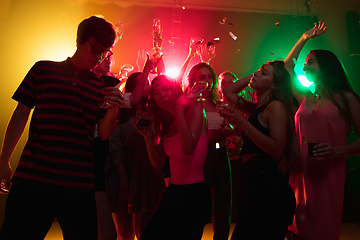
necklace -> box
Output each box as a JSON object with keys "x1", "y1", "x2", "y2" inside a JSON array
[
  {"x1": 313, "y1": 93, "x2": 321, "y2": 100},
  {"x1": 311, "y1": 93, "x2": 321, "y2": 113}
]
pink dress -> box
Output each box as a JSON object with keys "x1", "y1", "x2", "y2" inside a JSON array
[{"x1": 288, "y1": 99, "x2": 349, "y2": 240}]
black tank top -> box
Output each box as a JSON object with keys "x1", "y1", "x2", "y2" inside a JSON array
[{"x1": 241, "y1": 104, "x2": 270, "y2": 155}]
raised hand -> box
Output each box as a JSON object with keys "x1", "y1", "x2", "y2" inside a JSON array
[
  {"x1": 136, "y1": 49, "x2": 146, "y2": 72},
  {"x1": 199, "y1": 44, "x2": 216, "y2": 64},
  {"x1": 145, "y1": 51, "x2": 164, "y2": 75},
  {"x1": 303, "y1": 21, "x2": 327, "y2": 40},
  {"x1": 189, "y1": 37, "x2": 203, "y2": 56}
]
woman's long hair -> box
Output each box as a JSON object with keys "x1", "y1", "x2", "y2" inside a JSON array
[
  {"x1": 148, "y1": 75, "x2": 183, "y2": 141},
  {"x1": 267, "y1": 60, "x2": 302, "y2": 171},
  {"x1": 186, "y1": 62, "x2": 220, "y2": 105},
  {"x1": 311, "y1": 50, "x2": 360, "y2": 124},
  {"x1": 117, "y1": 72, "x2": 147, "y2": 124}
]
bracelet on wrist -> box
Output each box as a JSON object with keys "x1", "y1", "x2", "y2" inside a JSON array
[{"x1": 245, "y1": 125, "x2": 252, "y2": 135}]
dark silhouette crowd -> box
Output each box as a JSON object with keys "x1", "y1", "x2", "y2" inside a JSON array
[{"x1": 0, "y1": 16, "x2": 360, "y2": 240}]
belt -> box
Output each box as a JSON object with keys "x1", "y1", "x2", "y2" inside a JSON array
[{"x1": 209, "y1": 139, "x2": 229, "y2": 149}]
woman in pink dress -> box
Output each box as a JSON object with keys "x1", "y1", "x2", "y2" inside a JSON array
[{"x1": 285, "y1": 21, "x2": 360, "y2": 240}]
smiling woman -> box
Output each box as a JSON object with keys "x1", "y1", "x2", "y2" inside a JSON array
[{"x1": 135, "y1": 75, "x2": 212, "y2": 240}]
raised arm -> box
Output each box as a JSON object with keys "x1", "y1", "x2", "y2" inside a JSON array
[
  {"x1": 222, "y1": 74, "x2": 254, "y2": 114},
  {"x1": 284, "y1": 21, "x2": 327, "y2": 102},
  {"x1": 0, "y1": 102, "x2": 31, "y2": 193},
  {"x1": 129, "y1": 55, "x2": 154, "y2": 106},
  {"x1": 176, "y1": 38, "x2": 200, "y2": 85}
]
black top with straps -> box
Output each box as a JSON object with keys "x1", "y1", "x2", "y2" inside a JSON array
[{"x1": 241, "y1": 104, "x2": 270, "y2": 156}]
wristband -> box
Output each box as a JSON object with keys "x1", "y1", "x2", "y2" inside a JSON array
[{"x1": 245, "y1": 125, "x2": 252, "y2": 135}]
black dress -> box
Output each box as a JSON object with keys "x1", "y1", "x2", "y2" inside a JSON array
[{"x1": 231, "y1": 104, "x2": 296, "y2": 240}]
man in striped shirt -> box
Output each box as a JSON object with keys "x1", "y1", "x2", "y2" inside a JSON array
[{"x1": 0, "y1": 16, "x2": 123, "y2": 239}]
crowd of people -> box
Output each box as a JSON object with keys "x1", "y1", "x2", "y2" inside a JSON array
[{"x1": 0, "y1": 15, "x2": 359, "y2": 240}]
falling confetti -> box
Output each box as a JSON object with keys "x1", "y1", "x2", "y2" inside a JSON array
[
  {"x1": 270, "y1": 52, "x2": 274, "y2": 55},
  {"x1": 219, "y1": 17, "x2": 233, "y2": 26},
  {"x1": 275, "y1": 18, "x2": 279, "y2": 27},
  {"x1": 207, "y1": 37, "x2": 221, "y2": 47},
  {"x1": 219, "y1": 17, "x2": 227, "y2": 24},
  {"x1": 229, "y1": 31, "x2": 237, "y2": 40},
  {"x1": 236, "y1": 49, "x2": 240, "y2": 54},
  {"x1": 168, "y1": 39, "x2": 175, "y2": 46},
  {"x1": 350, "y1": 53, "x2": 360, "y2": 56},
  {"x1": 213, "y1": 37, "x2": 220, "y2": 43}
]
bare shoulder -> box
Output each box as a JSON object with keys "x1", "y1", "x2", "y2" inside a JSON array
[
  {"x1": 343, "y1": 91, "x2": 360, "y2": 121},
  {"x1": 263, "y1": 100, "x2": 287, "y2": 122},
  {"x1": 343, "y1": 91, "x2": 360, "y2": 104},
  {"x1": 259, "y1": 101, "x2": 287, "y2": 128},
  {"x1": 266, "y1": 100, "x2": 286, "y2": 113},
  {"x1": 343, "y1": 91, "x2": 360, "y2": 116}
]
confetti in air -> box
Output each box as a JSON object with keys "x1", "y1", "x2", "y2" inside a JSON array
[
  {"x1": 275, "y1": 18, "x2": 279, "y2": 27},
  {"x1": 229, "y1": 32, "x2": 237, "y2": 40},
  {"x1": 219, "y1": 17, "x2": 233, "y2": 26},
  {"x1": 205, "y1": 38, "x2": 220, "y2": 55},
  {"x1": 207, "y1": 37, "x2": 221, "y2": 47}
]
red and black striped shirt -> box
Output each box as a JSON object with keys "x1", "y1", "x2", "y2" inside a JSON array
[{"x1": 11, "y1": 58, "x2": 106, "y2": 193}]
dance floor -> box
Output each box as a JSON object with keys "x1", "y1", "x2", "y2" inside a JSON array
[{"x1": 44, "y1": 221, "x2": 360, "y2": 240}]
